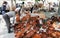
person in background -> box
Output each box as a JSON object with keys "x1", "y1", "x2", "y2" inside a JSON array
[
  {"x1": 58, "y1": 1, "x2": 60, "y2": 15},
  {"x1": 0, "y1": 7, "x2": 2, "y2": 14},
  {"x1": 5, "y1": 2, "x2": 10, "y2": 12},
  {"x1": 21, "y1": 2, "x2": 25, "y2": 8},
  {"x1": 1, "y1": 1, "x2": 10, "y2": 15},
  {"x1": 30, "y1": 6, "x2": 33, "y2": 13},
  {"x1": 16, "y1": 3, "x2": 19, "y2": 8}
]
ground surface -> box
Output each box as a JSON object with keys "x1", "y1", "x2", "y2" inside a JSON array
[{"x1": 0, "y1": 15, "x2": 14, "y2": 38}]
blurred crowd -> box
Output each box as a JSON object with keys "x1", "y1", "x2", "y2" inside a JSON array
[{"x1": 0, "y1": 1, "x2": 59, "y2": 15}]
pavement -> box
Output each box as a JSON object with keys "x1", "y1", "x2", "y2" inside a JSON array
[{"x1": 0, "y1": 15, "x2": 15, "y2": 38}]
